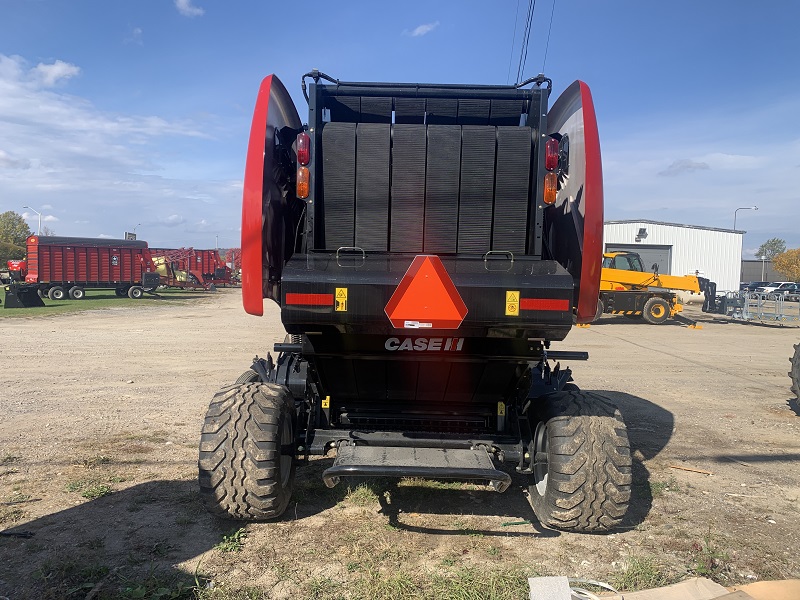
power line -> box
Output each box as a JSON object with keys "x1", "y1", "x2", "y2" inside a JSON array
[
  {"x1": 541, "y1": 0, "x2": 557, "y2": 74},
  {"x1": 515, "y1": 0, "x2": 537, "y2": 85},
  {"x1": 506, "y1": 0, "x2": 521, "y2": 84}
]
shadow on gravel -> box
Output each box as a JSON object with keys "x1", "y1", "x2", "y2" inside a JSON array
[
  {"x1": 593, "y1": 390, "x2": 674, "y2": 531},
  {"x1": 0, "y1": 480, "x2": 217, "y2": 600}
]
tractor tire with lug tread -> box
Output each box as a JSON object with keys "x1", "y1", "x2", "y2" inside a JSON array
[
  {"x1": 790, "y1": 343, "x2": 800, "y2": 399},
  {"x1": 528, "y1": 389, "x2": 632, "y2": 532},
  {"x1": 199, "y1": 382, "x2": 295, "y2": 520},
  {"x1": 48, "y1": 286, "x2": 65, "y2": 301},
  {"x1": 235, "y1": 369, "x2": 261, "y2": 384},
  {"x1": 68, "y1": 286, "x2": 85, "y2": 300},
  {"x1": 642, "y1": 297, "x2": 670, "y2": 325}
]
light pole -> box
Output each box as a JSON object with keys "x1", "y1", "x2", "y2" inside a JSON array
[
  {"x1": 133, "y1": 223, "x2": 141, "y2": 234},
  {"x1": 22, "y1": 205, "x2": 41, "y2": 235},
  {"x1": 733, "y1": 206, "x2": 758, "y2": 231}
]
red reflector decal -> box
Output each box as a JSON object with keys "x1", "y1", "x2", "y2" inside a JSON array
[
  {"x1": 286, "y1": 293, "x2": 334, "y2": 306},
  {"x1": 520, "y1": 298, "x2": 570, "y2": 311},
  {"x1": 385, "y1": 255, "x2": 468, "y2": 329}
]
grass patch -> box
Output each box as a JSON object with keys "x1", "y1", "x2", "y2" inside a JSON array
[
  {"x1": 0, "y1": 287, "x2": 215, "y2": 319},
  {"x1": 65, "y1": 478, "x2": 114, "y2": 499},
  {"x1": 612, "y1": 553, "x2": 670, "y2": 591},
  {"x1": 689, "y1": 530, "x2": 730, "y2": 579},
  {"x1": 0, "y1": 505, "x2": 27, "y2": 524},
  {"x1": 215, "y1": 527, "x2": 247, "y2": 553},
  {"x1": 344, "y1": 481, "x2": 382, "y2": 507}
]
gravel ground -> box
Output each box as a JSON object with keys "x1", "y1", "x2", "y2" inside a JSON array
[{"x1": 0, "y1": 290, "x2": 798, "y2": 598}]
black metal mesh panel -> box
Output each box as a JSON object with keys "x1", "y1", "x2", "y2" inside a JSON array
[
  {"x1": 426, "y1": 98, "x2": 457, "y2": 124},
  {"x1": 360, "y1": 97, "x2": 392, "y2": 123},
  {"x1": 424, "y1": 126, "x2": 461, "y2": 253},
  {"x1": 492, "y1": 127, "x2": 531, "y2": 253},
  {"x1": 489, "y1": 99, "x2": 524, "y2": 126},
  {"x1": 458, "y1": 126, "x2": 496, "y2": 253},
  {"x1": 327, "y1": 96, "x2": 360, "y2": 122},
  {"x1": 458, "y1": 99, "x2": 490, "y2": 125},
  {"x1": 394, "y1": 97, "x2": 426, "y2": 124},
  {"x1": 390, "y1": 124, "x2": 427, "y2": 252},
  {"x1": 356, "y1": 123, "x2": 391, "y2": 251},
  {"x1": 322, "y1": 123, "x2": 356, "y2": 248}
]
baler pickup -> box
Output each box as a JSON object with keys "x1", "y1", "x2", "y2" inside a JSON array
[{"x1": 322, "y1": 445, "x2": 511, "y2": 492}]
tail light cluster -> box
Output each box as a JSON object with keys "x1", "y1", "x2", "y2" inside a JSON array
[
  {"x1": 296, "y1": 131, "x2": 310, "y2": 199},
  {"x1": 543, "y1": 137, "x2": 559, "y2": 206}
]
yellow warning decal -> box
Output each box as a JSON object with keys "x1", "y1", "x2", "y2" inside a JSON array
[
  {"x1": 322, "y1": 396, "x2": 330, "y2": 409},
  {"x1": 505, "y1": 291, "x2": 520, "y2": 316},
  {"x1": 497, "y1": 401, "x2": 506, "y2": 416},
  {"x1": 335, "y1": 288, "x2": 348, "y2": 312}
]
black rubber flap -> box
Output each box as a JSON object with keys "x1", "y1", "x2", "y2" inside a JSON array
[
  {"x1": 489, "y1": 99, "x2": 525, "y2": 126},
  {"x1": 327, "y1": 96, "x2": 360, "y2": 122},
  {"x1": 394, "y1": 97, "x2": 426, "y2": 124},
  {"x1": 492, "y1": 127, "x2": 531, "y2": 253},
  {"x1": 322, "y1": 123, "x2": 356, "y2": 248},
  {"x1": 323, "y1": 445, "x2": 511, "y2": 492},
  {"x1": 424, "y1": 126, "x2": 461, "y2": 253},
  {"x1": 426, "y1": 98, "x2": 457, "y2": 124},
  {"x1": 356, "y1": 123, "x2": 391, "y2": 251},
  {"x1": 458, "y1": 99, "x2": 490, "y2": 125},
  {"x1": 3, "y1": 283, "x2": 45, "y2": 308},
  {"x1": 359, "y1": 97, "x2": 392, "y2": 123},
  {"x1": 458, "y1": 126, "x2": 496, "y2": 253},
  {"x1": 390, "y1": 124, "x2": 427, "y2": 252}
]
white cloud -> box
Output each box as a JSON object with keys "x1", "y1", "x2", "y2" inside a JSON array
[
  {"x1": 175, "y1": 0, "x2": 204, "y2": 17},
  {"x1": 97, "y1": 234, "x2": 113, "y2": 238},
  {"x1": 125, "y1": 27, "x2": 143, "y2": 45},
  {"x1": 32, "y1": 60, "x2": 80, "y2": 87},
  {"x1": 404, "y1": 21, "x2": 439, "y2": 37},
  {"x1": 0, "y1": 149, "x2": 31, "y2": 169},
  {"x1": 41, "y1": 204, "x2": 53, "y2": 210},
  {"x1": 43, "y1": 214, "x2": 59, "y2": 222}
]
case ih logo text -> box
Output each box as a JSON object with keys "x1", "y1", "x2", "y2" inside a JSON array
[{"x1": 385, "y1": 337, "x2": 465, "y2": 352}]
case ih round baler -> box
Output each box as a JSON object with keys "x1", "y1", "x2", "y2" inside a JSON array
[{"x1": 199, "y1": 71, "x2": 632, "y2": 532}]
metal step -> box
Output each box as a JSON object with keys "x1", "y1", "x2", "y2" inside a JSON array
[{"x1": 322, "y1": 445, "x2": 511, "y2": 492}]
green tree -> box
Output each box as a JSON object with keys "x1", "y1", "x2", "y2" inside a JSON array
[
  {"x1": 0, "y1": 211, "x2": 32, "y2": 246},
  {"x1": 755, "y1": 238, "x2": 786, "y2": 260},
  {"x1": 773, "y1": 249, "x2": 800, "y2": 282}
]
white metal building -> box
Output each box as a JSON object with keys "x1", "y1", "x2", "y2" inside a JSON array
[{"x1": 603, "y1": 220, "x2": 741, "y2": 292}]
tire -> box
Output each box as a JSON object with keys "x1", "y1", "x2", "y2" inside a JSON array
[
  {"x1": 593, "y1": 299, "x2": 604, "y2": 323},
  {"x1": 235, "y1": 369, "x2": 261, "y2": 384},
  {"x1": 128, "y1": 286, "x2": 144, "y2": 299},
  {"x1": 199, "y1": 383, "x2": 296, "y2": 520},
  {"x1": 528, "y1": 389, "x2": 632, "y2": 532},
  {"x1": 68, "y1": 286, "x2": 85, "y2": 300},
  {"x1": 48, "y1": 286, "x2": 65, "y2": 301},
  {"x1": 642, "y1": 297, "x2": 670, "y2": 325},
  {"x1": 115, "y1": 287, "x2": 128, "y2": 297},
  {"x1": 790, "y1": 343, "x2": 800, "y2": 399}
]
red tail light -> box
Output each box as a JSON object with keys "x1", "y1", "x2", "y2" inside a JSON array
[
  {"x1": 545, "y1": 138, "x2": 559, "y2": 171},
  {"x1": 297, "y1": 131, "x2": 310, "y2": 166}
]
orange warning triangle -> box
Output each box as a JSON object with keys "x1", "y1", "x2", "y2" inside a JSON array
[{"x1": 385, "y1": 255, "x2": 468, "y2": 329}]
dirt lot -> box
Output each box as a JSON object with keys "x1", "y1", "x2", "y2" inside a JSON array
[{"x1": 1, "y1": 289, "x2": 799, "y2": 599}]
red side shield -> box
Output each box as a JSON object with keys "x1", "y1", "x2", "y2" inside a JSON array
[
  {"x1": 546, "y1": 81, "x2": 604, "y2": 324},
  {"x1": 241, "y1": 75, "x2": 301, "y2": 316}
]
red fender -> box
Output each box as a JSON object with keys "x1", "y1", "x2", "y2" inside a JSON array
[
  {"x1": 546, "y1": 81, "x2": 604, "y2": 324},
  {"x1": 241, "y1": 75, "x2": 301, "y2": 316}
]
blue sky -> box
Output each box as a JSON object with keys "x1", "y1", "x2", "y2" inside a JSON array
[{"x1": 0, "y1": 1, "x2": 797, "y2": 257}]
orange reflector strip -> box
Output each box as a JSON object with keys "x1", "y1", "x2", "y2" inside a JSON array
[
  {"x1": 543, "y1": 172, "x2": 558, "y2": 205},
  {"x1": 286, "y1": 293, "x2": 333, "y2": 306},
  {"x1": 297, "y1": 166, "x2": 309, "y2": 199},
  {"x1": 520, "y1": 298, "x2": 570, "y2": 311}
]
